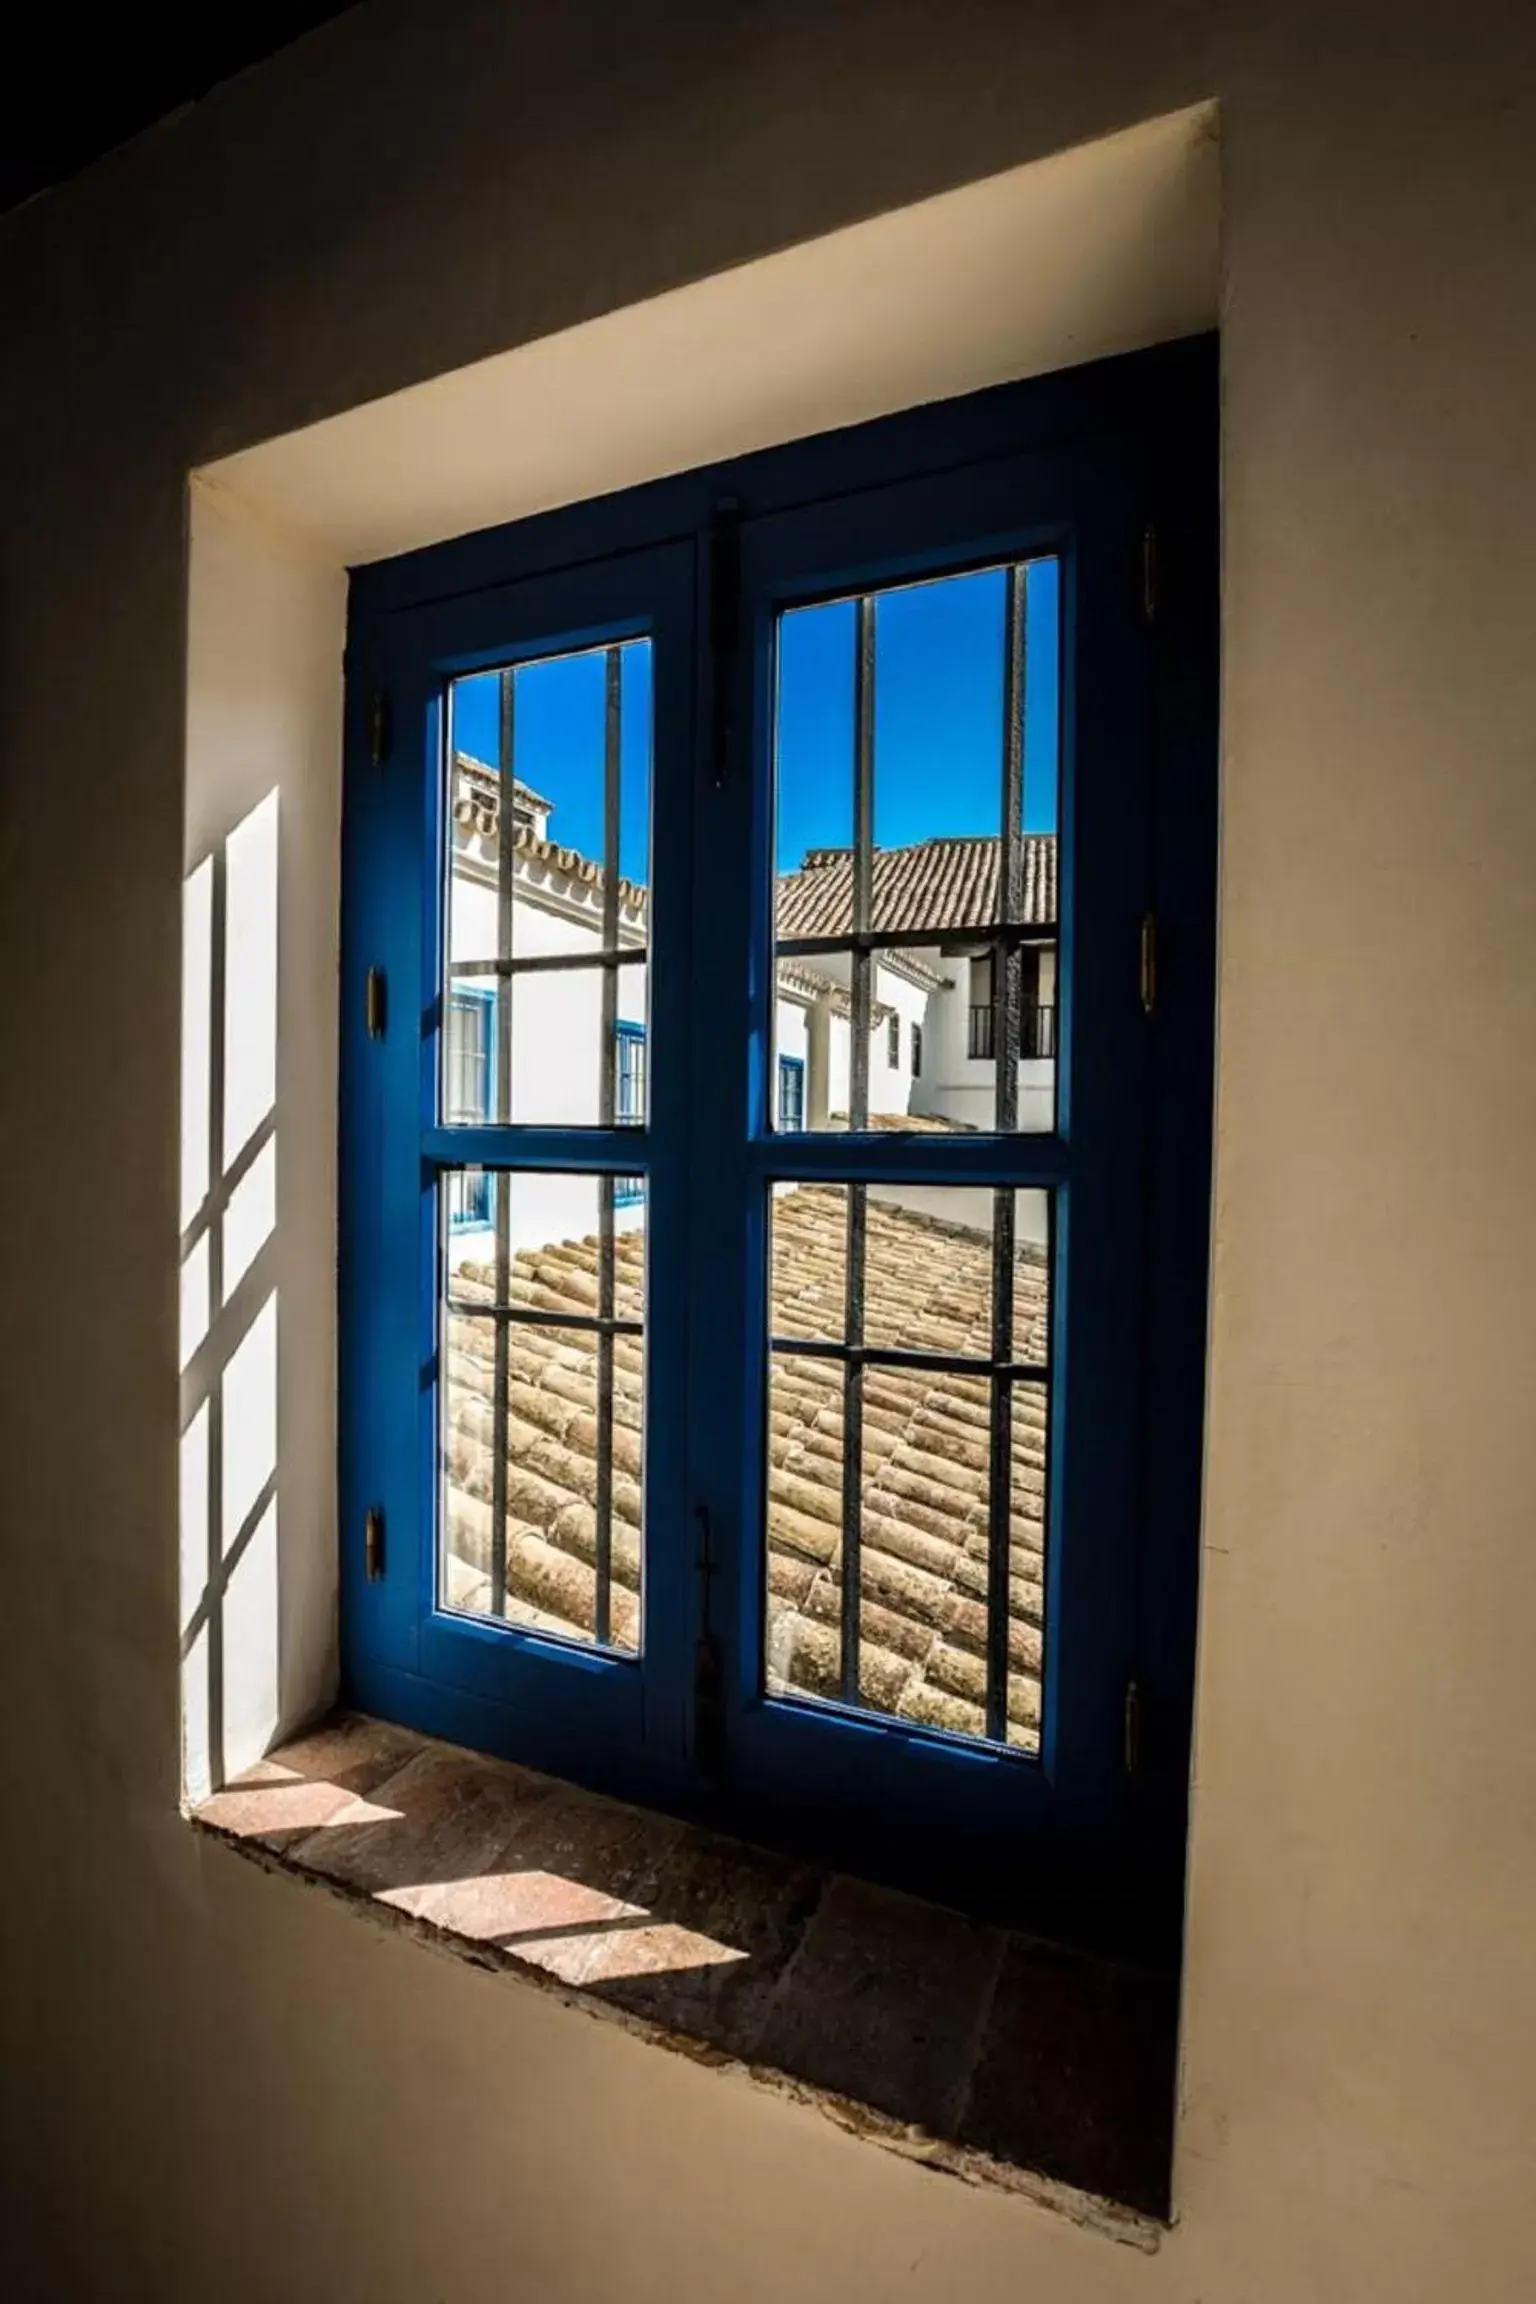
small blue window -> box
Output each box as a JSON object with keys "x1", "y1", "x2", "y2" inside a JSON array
[
  {"x1": 444, "y1": 988, "x2": 495, "y2": 1227},
  {"x1": 777, "y1": 1052, "x2": 805, "y2": 1132},
  {"x1": 615, "y1": 1020, "x2": 646, "y2": 1206}
]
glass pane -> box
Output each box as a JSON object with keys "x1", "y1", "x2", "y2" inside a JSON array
[
  {"x1": 445, "y1": 640, "x2": 652, "y2": 1128},
  {"x1": 441, "y1": 1170, "x2": 645, "y2": 1653},
  {"x1": 768, "y1": 1181, "x2": 846, "y2": 1343},
  {"x1": 770, "y1": 1183, "x2": 1050, "y2": 1360},
  {"x1": 1005, "y1": 1380, "x2": 1048, "y2": 1752},
  {"x1": 765, "y1": 1349, "x2": 845, "y2": 1703},
  {"x1": 765, "y1": 1182, "x2": 1049, "y2": 1752},
  {"x1": 772, "y1": 560, "x2": 1059, "y2": 1134}
]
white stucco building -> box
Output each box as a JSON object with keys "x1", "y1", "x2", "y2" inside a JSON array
[{"x1": 446, "y1": 753, "x2": 1059, "y2": 1262}]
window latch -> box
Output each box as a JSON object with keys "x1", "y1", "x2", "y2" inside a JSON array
[
  {"x1": 1141, "y1": 523, "x2": 1158, "y2": 626},
  {"x1": 1123, "y1": 1676, "x2": 1143, "y2": 1777},
  {"x1": 693, "y1": 1504, "x2": 726, "y2": 1776},
  {"x1": 1139, "y1": 914, "x2": 1157, "y2": 1017},
  {"x1": 366, "y1": 966, "x2": 388, "y2": 1039},
  {"x1": 369, "y1": 689, "x2": 392, "y2": 769},
  {"x1": 365, "y1": 1504, "x2": 386, "y2": 1583}
]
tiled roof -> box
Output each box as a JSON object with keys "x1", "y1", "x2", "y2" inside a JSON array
[
  {"x1": 453, "y1": 759, "x2": 649, "y2": 920},
  {"x1": 838, "y1": 1109, "x2": 977, "y2": 1134},
  {"x1": 455, "y1": 754, "x2": 552, "y2": 817},
  {"x1": 777, "y1": 837, "x2": 1058, "y2": 939},
  {"x1": 776, "y1": 955, "x2": 899, "y2": 1023},
  {"x1": 445, "y1": 1184, "x2": 1046, "y2": 1749},
  {"x1": 455, "y1": 760, "x2": 1057, "y2": 943}
]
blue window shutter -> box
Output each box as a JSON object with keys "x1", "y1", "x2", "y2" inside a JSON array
[{"x1": 339, "y1": 338, "x2": 1216, "y2": 1957}]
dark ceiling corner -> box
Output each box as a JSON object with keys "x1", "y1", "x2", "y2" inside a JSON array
[{"x1": 2, "y1": 3, "x2": 365, "y2": 216}]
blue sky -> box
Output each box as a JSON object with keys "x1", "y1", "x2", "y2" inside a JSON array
[
  {"x1": 453, "y1": 646, "x2": 654, "y2": 884},
  {"x1": 451, "y1": 558, "x2": 1059, "y2": 886}
]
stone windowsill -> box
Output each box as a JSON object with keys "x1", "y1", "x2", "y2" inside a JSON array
[{"x1": 192, "y1": 1713, "x2": 1174, "y2": 2245}]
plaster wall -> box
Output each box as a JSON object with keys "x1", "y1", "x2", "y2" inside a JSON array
[{"x1": 2, "y1": 2, "x2": 1535, "y2": 2299}]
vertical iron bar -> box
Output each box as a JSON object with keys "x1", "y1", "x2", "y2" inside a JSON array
[
  {"x1": 840, "y1": 1182, "x2": 867, "y2": 1702},
  {"x1": 985, "y1": 1185, "x2": 1017, "y2": 1740},
  {"x1": 205, "y1": 841, "x2": 227, "y2": 1787},
  {"x1": 995, "y1": 564, "x2": 1028, "y2": 1133},
  {"x1": 489, "y1": 668, "x2": 515, "y2": 1618},
  {"x1": 850, "y1": 594, "x2": 876, "y2": 1129},
  {"x1": 841, "y1": 597, "x2": 876, "y2": 1692},
  {"x1": 592, "y1": 646, "x2": 623, "y2": 1646},
  {"x1": 600, "y1": 647, "x2": 622, "y2": 1127},
  {"x1": 594, "y1": 1174, "x2": 616, "y2": 1646},
  {"x1": 496, "y1": 669, "x2": 515, "y2": 1123},
  {"x1": 490, "y1": 1173, "x2": 510, "y2": 1617},
  {"x1": 981, "y1": 566, "x2": 1030, "y2": 1733}
]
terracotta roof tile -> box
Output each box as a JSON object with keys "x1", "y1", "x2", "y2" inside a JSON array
[
  {"x1": 447, "y1": 1185, "x2": 1047, "y2": 1751},
  {"x1": 777, "y1": 837, "x2": 1058, "y2": 939},
  {"x1": 456, "y1": 760, "x2": 1057, "y2": 943},
  {"x1": 452, "y1": 758, "x2": 651, "y2": 920}
]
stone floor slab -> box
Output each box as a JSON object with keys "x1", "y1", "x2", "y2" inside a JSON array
[
  {"x1": 193, "y1": 1714, "x2": 422, "y2": 1851},
  {"x1": 580, "y1": 1826, "x2": 823, "y2": 2057},
  {"x1": 288, "y1": 1742, "x2": 552, "y2": 1905},
  {"x1": 752, "y1": 1873, "x2": 1003, "y2": 2135},
  {"x1": 957, "y1": 1938, "x2": 1177, "y2": 2217},
  {"x1": 416, "y1": 1783, "x2": 688, "y2": 1986}
]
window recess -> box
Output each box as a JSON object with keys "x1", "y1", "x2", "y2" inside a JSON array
[{"x1": 340, "y1": 339, "x2": 1216, "y2": 1955}]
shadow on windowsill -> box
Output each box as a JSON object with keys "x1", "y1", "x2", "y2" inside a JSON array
[{"x1": 193, "y1": 1711, "x2": 1174, "y2": 2243}]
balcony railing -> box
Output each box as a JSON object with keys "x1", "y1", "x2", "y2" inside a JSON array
[{"x1": 967, "y1": 1004, "x2": 1057, "y2": 1061}]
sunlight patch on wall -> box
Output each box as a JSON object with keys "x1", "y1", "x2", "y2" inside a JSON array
[{"x1": 179, "y1": 791, "x2": 280, "y2": 1805}]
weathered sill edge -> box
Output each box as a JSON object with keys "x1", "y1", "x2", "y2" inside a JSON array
[{"x1": 190, "y1": 1809, "x2": 1162, "y2": 2254}]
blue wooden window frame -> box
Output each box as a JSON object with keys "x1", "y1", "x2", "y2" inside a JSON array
[
  {"x1": 776, "y1": 1053, "x2": 806, "y2": 1133},
  {"x1": 614, "y1": 1019, "x2": 646, "y2": 1207},
  {"x1": 340, "y1": 339, "x2": 1216, "y2": 1957}
]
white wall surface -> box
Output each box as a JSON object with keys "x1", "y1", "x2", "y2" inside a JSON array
[
  {"x1": 179, "y1": 488, "x2": 346, "y2": 1795},
  {"x1": 775, "y1": 998, "x2": 810, "y2": 1072},
  {"x1": 2, "y1": 3, "x2": 1535, "y2": 2301}
]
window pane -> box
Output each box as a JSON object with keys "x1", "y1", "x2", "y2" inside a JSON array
[
  {"x1": 445, "y1": 640, "x2": 652, "y2": 1128},
  {"x1": 769, "y1": 1181, "x2": 847, "y2": 1343},
  {"x1": 772, "y1": 561, "x2": 1059, "y2": 1134},
  {"x1": 765, "y1": 1182, "x2": 1050, "y2": 1751},
  {"x1": 441, "y1": 1170, "x2": 645, "y2": 1654},
  {"x1": 1005, "y1": 1381, "x2": 1048, "y2": 1751},
  {"x1": 770, "y1": 1183, "x2": 1050, "y2": 1359}
]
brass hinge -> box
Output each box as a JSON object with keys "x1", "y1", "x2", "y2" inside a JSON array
[
  {"x1": 365, "y1": 965, "x2": 387, "y2": 1039},
  {"x1": 368, "y1": 689, "x2": 392, "y2": 769},
  {"x1": 1139, "y1": 912, "x2": 1157, "y2": 1016},
  {"x1": 1141, "y1": 524, "x2": 1158, "y2": 625},
  {"x1": 1123, "y1": 1676, "x2": 1143, "y2": 1777},
  {"x1": 364, "y1": 1504, "x2": 386, "y2": 1583}
]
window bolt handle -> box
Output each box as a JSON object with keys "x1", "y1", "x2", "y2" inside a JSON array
[{"x1": 693, "y1": 1504, "x2": 727, "y2": 1776}]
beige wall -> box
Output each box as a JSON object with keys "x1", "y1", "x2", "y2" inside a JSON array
[
  {"x1": 2, "y1": 1, "x2": 1535, "y2": 2298},
  {"x1": 180, "y1": 488, "x2": 346, "y2": 1800}
]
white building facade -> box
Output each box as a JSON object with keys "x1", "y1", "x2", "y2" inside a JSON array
[{"x1": 446, "y1": 758, "x2": 1058, "y2": 1262}]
